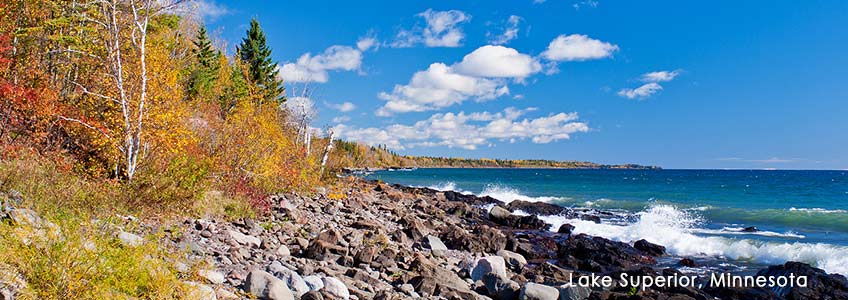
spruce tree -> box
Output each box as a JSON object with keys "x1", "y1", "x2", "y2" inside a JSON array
[
  {"x1": 188, "y1": 25, "x2": 220, "y2": 99},
  {"x1": 236, "y1": 18, "x2": 286, "y2": 103}
]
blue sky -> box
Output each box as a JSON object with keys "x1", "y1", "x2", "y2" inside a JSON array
[{"x1": 195, "y1": 0, "x2": 848, "y2": 169}]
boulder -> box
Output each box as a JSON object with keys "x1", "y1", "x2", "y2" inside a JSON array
[
  {"x1": 303, "y1": 275, "x2": 324, "y2": 291},
  {"x1": 506, "y1": 201, "x2": 570, "y2": 216},
  {"x1": 678, "y1": 258, "x2": 697, "y2": 268},
  {"x1": 756, "y1": 261, "x2": 848, "y2": 299},
  {"x1": 489, "y1": 206, "x2": 513, "y2": 222},
  {"x1": 409, "y1": 276, "x2": 437, "y2": 296},
  {"x1": 227, "y1": 230, "x2": 261, "y2": 248},
  {"x1": 301, "y1": 291, "x2": 323, "y2": 300},
  {"x1": 557, "y1": 284, "x2": 591, "y2": 300},
  {"x1": 519, "y1": 283, "x2": 559, "y2": 300},
  {"x1": 321, "y1": 277, "x2": 350, "y2": 300},
  {"x1": 483, "y1": 273, "x2": 521, "y2": 300},
  {"x1": 741, "y1": 226, "x2": 759, "y2": 232},
  {"x1": 276, "y1": 245, "x2": 291, "y2": 257},
  {"x1": 633, "y1": 239, "x2": 665, "y2": 256},
  {"x1": 423, "y1": 235, "x2": 448, "y2": 257},
  {"x1": 198, "y1": 269, "x2": 226, "y2": 285},
  {"x1": 579, "y1": 215, "x2": 600, "y2": 224},
  {"x1": 266, "y1": 261, "x2": 309, "y2": 297},
  {"x1": 557, "y1": 234, "x2": 655, "y2": 273},
  {"x1": 184, "y1": 281, "x2": 217, "y2": 300},
  {"x1": 497, "y1": 250, "x2": 527, "y2": 271},
  {"x1": 244, "y1": 269, "x2": 294, "y2": 300},
  {"x1": 118, "y1": 231, "x2": 143, "y2": 247},
  {"x1": 471, "y1": 256, "x2": 508, "y2": 282},
  {"x1": 557, "y1": 224, "x2": 574, "y2": 235}
]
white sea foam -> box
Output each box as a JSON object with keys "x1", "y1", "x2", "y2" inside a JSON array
[
  {"x1": 789, "y1": 207, "x2": 848, "y2": 214},
  {"x1": 537, "y1": 205, "x2": 848, "y2": 275},
  {"x1": 478, "y1": 185, "x2": 560, "y2": 203}
]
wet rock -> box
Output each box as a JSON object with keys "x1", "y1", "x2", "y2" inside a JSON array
[
  {"x1": 519, "y1": 283, "x2": 559, "y2": 300},
  {"x1": 472, "y1": 256, "x2": 508, "y2": 282},
  {"x1": 321, "y1": 276, "x2": 350, "y2": 300},
  {"x1": 423, "y1": 235, "x2": 448, "y2": 257},
  {"x1": 497, "y1": 250, "x2": 527, "y2": 271},
  {"x1": 557, "y1": 234, "x2": 655, "y2": 273},
  {"x1": 507, "y1": 201, "x2": 570, "y2": 216},
  {"x1": 557, "y1": 224, "x2": 575, "y2": 235},
  {"x1": 633, "y1": 239, "x2": 665, "y2": 256},
  {"x1": 741, "y1": 226, "x2": 758, "y2": 232},
  {"x1": 756, "y1": 261, "x2": 848, "y2": 299},
  {"x1": 678, "y1": 258, "x2": 697, "y2": 268},
  {"x1": 579, "y1": 215, "x2": 600, "y2": 224},
  {"x1": 244, "y1": 269, "x2": 294, "y2": 300}
]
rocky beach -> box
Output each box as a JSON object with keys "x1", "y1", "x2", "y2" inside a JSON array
[{"x1": 5, "y1": 179, "x2": 845, "y2": 300}]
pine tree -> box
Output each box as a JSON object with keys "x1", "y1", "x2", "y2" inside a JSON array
[
  {"x1": 236, "y1": 18, "x2": 285, "y2": 104},
  {"x1": 188, "y1": 25, "x2": 220, "y2": 99}
]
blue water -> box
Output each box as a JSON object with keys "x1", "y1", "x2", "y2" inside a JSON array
[{"x1": 367, "y1": 168, "x2": 848, "y2": 274}]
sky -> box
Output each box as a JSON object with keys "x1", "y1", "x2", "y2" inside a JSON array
[{"x1": 192, "y1": 0, "x2": 848, "y2": 169}]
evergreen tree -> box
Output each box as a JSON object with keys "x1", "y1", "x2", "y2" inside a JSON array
[
  {"x1": 188, "y1": 25, "x2": 220, "y2": 99},
  {"x1": 236, "y1": 18, "x2": 285, "y2": 103}
]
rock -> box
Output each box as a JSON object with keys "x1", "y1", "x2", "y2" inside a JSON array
[
  {"x1": 118, "y1": 231, "x2": 143, "y2": 247},
  {"x1": 244, "y1": 269, "x2": 294, "y2": 300},
  {"x1": 519, "y1": 283, "x2": 558, "y2": 300},
  {"x1": 506, "y1": 200, "x2": 570, "y2": 216},
  {"x1": 755, "y1": 261, "x2": 848, "y2": 299},
  {"x1": 678, "y1": 258, "x2": 697, "y2": 268},
  {"x1": 198, "y1": 269, "x2": 226, "y2": 285},
  {"x1": 471, "y1": 256, "x2": 508, "y2": 282},
  {"x1": 302, "y1": 291, "x2": 324, "y2": 300},
  {"x1": 633, "y1": 239, "x2": 665, "y2": 256},
  {"x1": 483, "y1": 273, "x2": 521, "y2": 300},
  {"x1": 276, "y1": 245, "x2": 291, "y2": 257},
  {"x1": 409, "y1": 276, "x2": 437, "y2": 296},
  {"x1": 305, "y1": 240, "x2": 347, "y2": 261},
  {"x1": 557, "y1": 224, "x2": 574, "y2": 235},
  {"x1": 578, "y1": 215, "x2": 600, "y2": 223},
  {"x1": 321, "y1": 276, "x2": 350, "y2": 300},
  {"x1": 423, "y1": 235, "x2": 448, "y2": 257},
  {"x1": 557, "y1": 284, "x2": 591, "y2": 300},
  {"x1": 216, "y1": 289, "x2": 239, "y2": 300},
  {"x1": 227, "y1": 230, "x2": 261, "y2": 248},
  {"x1": 489, "y1": 206, "x2": 513, "y2": 222},
  {"x1": 200, "y1": 230, "x2": 213, "y2": 238},
  {"x1": 267, "y1": 261, "x2": 309, "y2": 297},
  {"x1": 741, "y1": 226, "x2": 759, "y2": 232},
  {"x1": 497, "y1": 250, "x2": 527, "y2": 271},
  {"x1": 184, "y1": 281, "x2": 217, "y2": 300},
  {"x1": 557, "y1": 234, "x2": 655, "y2": 273},
  {"x1": 399, "y1": 283, "x2": 415, "y2": 294},
  {"x1": 440, "y1": 225, "x2": 507, "y2": 254},
  {"x1": 303, "y1": 275, "x2": 324, "y2": 291},
  {"x1": 354, "y1": 245, "x2": 378, "y2": 265}
]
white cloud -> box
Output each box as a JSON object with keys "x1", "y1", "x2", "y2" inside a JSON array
[
  {"x1": 326, "y1": 101, "x2": 357, "y2": 112},
  {"x1": 376, "y1": 63, "x2": 509, "y2": 115},
  {"x1": 356, "y1": 36, "x2": 378, "y2": 51},
  {"x1": 489, "y1": 15, "x2": 522, "y2": 45},
  {"x1": 172, "y1": 0, "x2": 230, "y2": 21},
  {"x1": 390, "y1": 9, "x2": 471, "y2": 48},
  {"x1": 618, "y1": 69, "x2": 681, "y2": 99},
  {"x1": 335, "y1": 107, "x2": 588, "y2": 150},
  {"x1": 332, "y1": 116, "x2": 351, "y2": 123},
  {"x1": 640, "y1": 70, "x2": 681, "y2": 82},
  {"x1": 453, "y1": 45, "x2": 542, "y2": 79},
  {"x1": 573, "y1": 0, "x2": 599, "y2": 10},
  {"x1": 617, "y1": 82, "x2": 662, "y2": 99},
  {"x1": 541, "y1": 34, "x2": 619, "y2": 61},
  {"x1": 278, "y1": 45, "x2": 363, "y2": 83}
]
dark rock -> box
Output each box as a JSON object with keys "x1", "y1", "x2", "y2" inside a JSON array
[
  {"x1": 557, "y1": 234, "x2": 656, "y2": 273},
  {"x1": 579, "y1": 215, "x2": 601, "y2": 224},
  {"x1": 301, "y1": 291, "x2": 323, "y2": 300},
  {"x1": 633, "y1": 239, "x2": 665, "y2": 256},
  {"x1": 444, "y1": 191, "x2": 500, "y2": 206},
  {"x1": 482, "y1": 273, "x2": 521, "y2": 300},
  {"x1": 354, "y1": 245, "x2": 378, "y2": 265},
  {"x1": 741, "y1": 226, "x2": 759, "y2": 232},
  {"x1": 678, "y1": 258, "x2": 697, "y2": 268},
  {"x1": 490, "y1": 206, "x2": 513, "y2": 222},
  {"x1": 440, "y1": 225, "x2": 507, "y2": 254},
  {"x1": 506, "y1": 200, "x2": 570, "y2": 216},
  {"x1": 558, "y1": 224, "x2": 575, "y2": 235},
  {"x1": 409, "y1": 276, "x2": 437, "y2": 296},
  {"x1": 756, "y1": 261, "x2": 848, "y2": 299},
  {"x1": 305, "y1": 240, "x2": 347, "y2": 261}
]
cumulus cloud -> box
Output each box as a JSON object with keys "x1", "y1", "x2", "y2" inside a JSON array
[
  {"x1": 390, "y1": 9, "x2": 471, "y2": 48},
  {"x1": 277, "y1": 45, "x2": 363, "y2": 83},
  {"x1": 618, "y1": 69, "x2": 682, "y2": 99},
  {"x1": 326, "y1": 101, "x2": 357, "y2": 112},
  {"x1": 376, "y1": 62, "x2": 509, "y2": 116},
  {"x1": 541, "y1": 34, "x2": 619, "y2": 62},
  {"x1": 453, "y1": 45, "x2": 542, "y2": 79},
  {"x1": 356, "y1": 36, "x2": 378, "y2": 51},
  {"x1": 335, "y1": 107, "x2": 589, "y2": 150},
  {"x1": 617, "y1": 82, "x2": 662, "y2": 99},
  {"x1": 332, "y1": 116, "x2": 351, "y2": 123},
  {"x1": 489, "y1": 15, "x2": 522, "y2": 45},
  {"x1": 377, "y1": 45, "x2": 546, "y2": 115}
]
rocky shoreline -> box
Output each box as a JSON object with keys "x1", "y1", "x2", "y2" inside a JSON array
[{"x1": 3, "y1": 179, "x2": 847, "y2": 300}]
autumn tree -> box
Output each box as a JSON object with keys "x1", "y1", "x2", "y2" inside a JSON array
[{"x1": 236, "y1": 18, "x2": 285, "y2": 104}]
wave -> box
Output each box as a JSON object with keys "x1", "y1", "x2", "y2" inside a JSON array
[
  {"x1": 478, "y1": 185, "x2": 562, "y2": 203},
  {"x1": 537, "y1": 205, "x2": 848, "y2": 275},
  {"x1": 789, "y1": 207, "x2": 848, "y2": 214}
]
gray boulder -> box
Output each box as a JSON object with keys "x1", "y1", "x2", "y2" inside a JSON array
[
  {"x1": 497, "y1": 250, "x2": 527, "y2": 271},
  {"x1": 423, "y1": 235, "x2": 448, "y2": 257},
  {"x1": 557, "y1": 284, "x2": 591, "y2": 300},
  {"x1": 303, "y1": 275, "x2": 324, "y2": 291},
  {"x1": 321, "y1": 276, "x2": 350, "y2": 300},
  {"x1": 244, "y1": 269, "x2": 294, "y2": 300},
  {"x1": 483, "y1": 273, "x2": 521, "y2": 300},
  {"x1": 519, "y1": 283, "x2": 558, "y2": 300},
  {"x1": 471, "y1": 256, "x2": 508, "y2": 282},
  {"x1": 267, "y1": 261, "x2": 309, "y2": 297},
  {"x1": 227, "y1": 230, "x2": 261, "y2": 248}
]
